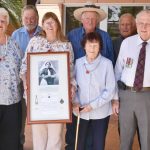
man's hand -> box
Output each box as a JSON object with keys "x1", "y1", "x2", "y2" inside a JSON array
[{"x1": 112, "y1": 100, "x2": 119, "y2": 117}]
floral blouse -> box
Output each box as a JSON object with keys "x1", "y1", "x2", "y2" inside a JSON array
[
  {"x1": 0, "y1": 37, "x2": 23, "y2": 105},
  {"x1": 20, "y1": 35, "x2": 75, "y2": 86}
]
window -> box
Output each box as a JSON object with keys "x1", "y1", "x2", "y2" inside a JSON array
[{"x1": 64, "y1": 4, "x2": 149, "y2": 39}]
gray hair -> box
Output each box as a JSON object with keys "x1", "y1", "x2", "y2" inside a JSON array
[
  {"x1": 22, "y1": 5, "x2": 39, "y2": 18},
  {"x1": 119, "y1": 13, "x2": 135, "y2": 25},
  {"x1": 136, "y1": 9, "x2": 150, "y2": 23},
  {"x1": 0, "y1": 8, "x2": 9, "y2": 25}
]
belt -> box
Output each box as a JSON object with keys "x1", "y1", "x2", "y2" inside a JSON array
[{"x1": 126, "y1": 86, "x2": 150, "y2": 92}]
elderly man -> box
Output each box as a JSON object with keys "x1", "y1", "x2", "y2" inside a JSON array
[
  {"x1": 12, "y1": 5, "x2": 41, "y2": 54},
  {"x1": 12, "y1": 5, "x2": 42, "y2": 150},
  {"x1": 112, "y1": 13, "x2": 137, "y2": 114},
  {"x1": 115, "y1": 10, "x2": 150, "y2": 150},
  {"x1": 67, "y1": 2, "x2": 114, "y2": 64},
  {"x1": 65, "y1": 2, "x2": 114, "y2": 150},
  {"x1": 113, "y1": 13, "x2": 137, "y2": 61},
  {"x1": 112, "y1": 13, "x2": 142, "y2": 148}
]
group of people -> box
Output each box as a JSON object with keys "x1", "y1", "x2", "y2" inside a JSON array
[{"x1": 0, "y1": 2, "x2": 150, "y2": 150}]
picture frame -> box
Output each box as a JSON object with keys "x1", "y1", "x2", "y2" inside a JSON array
[{"x1": 27, "y1": 51, "x2": 72, "y2": 124}]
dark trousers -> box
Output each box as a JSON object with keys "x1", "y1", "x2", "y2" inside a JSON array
[
  {"x1": 65, "y1": 114, "x2": 110, "y2": 150},
  {"x1": 19, "y1": 81, "x2": 26, "y2": 150},
  {"x1": 19, "y1": 98, "x2": 26, "y2": 150},
  {"x1": 0, "y1": 102, "x2": 22, "y2": 150}
]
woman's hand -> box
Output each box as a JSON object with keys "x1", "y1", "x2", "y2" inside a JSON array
[
  {"x1": 71, "y1": 85, "x2": 76, "y2": 100},
  {"x1": 23, "y1": 83, "x2": 27, "y2": 100},
  {"x1": 80, "y1": 104, "x2": 92, "y2": 113},
  {"x1": 73, "y1": 103, "x2": 80, "y2": 115},
  {"x1": 20, "y1": 74, "x2": 27, "y2": 100}
]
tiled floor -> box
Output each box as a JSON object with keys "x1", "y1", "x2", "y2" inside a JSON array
[{"x1": 24, "y1": 115, "x2": 140, "y2": 150}]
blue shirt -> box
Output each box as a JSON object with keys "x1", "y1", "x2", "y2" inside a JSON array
[
  {"x1": 73, "y1": 55, "x2": 116, "y2": 120},
  {"x1": 11, "y1": 26, "x2": 42, "y2": 55},
  {"x1": 67, "y1": 26, "x2": 115, "y2": 65}
]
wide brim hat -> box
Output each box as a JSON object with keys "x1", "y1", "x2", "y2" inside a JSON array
[{"x1": 74, "y1": 2, "x2": 107, "y2": 22}]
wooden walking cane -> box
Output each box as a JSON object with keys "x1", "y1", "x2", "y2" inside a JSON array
[
  {"x1": 75, "y1": 113, "x2": 80, "y2": 150},
  {"x1": 75, "y1": 106, "x2": 84, "y2": 150}
]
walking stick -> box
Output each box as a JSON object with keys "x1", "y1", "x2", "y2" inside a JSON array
[{"x1": 75, "y1": 113, "x2": 80, "y2": 150}]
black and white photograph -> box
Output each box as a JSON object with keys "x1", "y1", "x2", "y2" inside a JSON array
[{"x1": 38, "y1": 60, "x2": 59, "y2": 86}]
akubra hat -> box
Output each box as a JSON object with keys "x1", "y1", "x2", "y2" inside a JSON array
[{"x1": 73, "y1": 2, "x2": 107, "y2": 22}]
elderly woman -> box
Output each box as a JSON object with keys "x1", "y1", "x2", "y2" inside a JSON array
[
  {"x1": 0, "y1": 8, "x2": 22, "y2": 150},
  {"x1": 20, "y1": 12, "x2": 75, "y2": 150},
  {"x1": 72, "y1": 32, "x2": 116, "y2": 150}
]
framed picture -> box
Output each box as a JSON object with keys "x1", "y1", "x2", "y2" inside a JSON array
[{"x1": 27, "y1": 51, "x2": 72, "y2": 124}]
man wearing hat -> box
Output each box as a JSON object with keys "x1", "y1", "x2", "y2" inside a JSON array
[
  {"x1": 67, "y1": 2, "x2": 114, "y2": 65},
  {"x1": 66, "y1": 2, "x2": 115, "y2": 150}
]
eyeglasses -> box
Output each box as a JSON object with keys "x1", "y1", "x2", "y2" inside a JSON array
[
  {"x1": 45, "y1": 21, "x2": 55, "y2": 26},
  {"x1": 137, "y1": 22, "x2": 150, "y2": 28}
]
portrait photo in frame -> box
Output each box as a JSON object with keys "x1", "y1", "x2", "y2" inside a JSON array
[{"x1": 27, "y1": 51, "x2": 72, "y2": 124}]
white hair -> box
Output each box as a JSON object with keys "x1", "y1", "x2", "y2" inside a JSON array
[
  {"x1": 0, "y1": 8, "x2": 9, "y2": 25},
  {"x1": 136, "y1": 9, "x2": 150, "y2": 23}
]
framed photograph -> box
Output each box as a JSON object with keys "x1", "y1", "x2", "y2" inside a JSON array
[{"x1": 27, "y1": 51, "x2": 72, "y2": 124}]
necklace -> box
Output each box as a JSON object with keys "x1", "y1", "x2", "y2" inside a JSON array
[
  {"x1": 84, "y1": 60, "x2": 100, "y2": 74},
  {"x1": 47, "y1": 37, "x2": 57, "y2": 44}
]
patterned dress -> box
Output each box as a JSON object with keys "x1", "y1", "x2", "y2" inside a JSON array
[
  {"x1": 0, "y1": 36, "x2": 22, "y2": 105},
  {"x1": 20, "y1": 35, "x2": 75, "y2": 85}
]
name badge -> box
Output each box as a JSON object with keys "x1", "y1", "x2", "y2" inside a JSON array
[{"x1": 126, "y1": 57, "x2": 133, "y2": 68}]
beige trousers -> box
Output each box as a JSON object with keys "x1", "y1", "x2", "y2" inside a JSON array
[{"x1": 32, "y1": 123, "x2": 64, "y2": 150}]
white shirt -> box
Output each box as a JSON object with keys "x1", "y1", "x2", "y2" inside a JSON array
[
  {"x1": 115, "y1": 34, "x2": 150, "y2": 87},
  {"x1": 73, "y1": 55, "x2": 116, "y2": 120}
]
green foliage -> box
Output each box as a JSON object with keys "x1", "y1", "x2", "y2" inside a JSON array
[
  {"x1": 119, "y1": 6, "x2": 143, "y2": 17},
  {"x1": 0, "y1": 0, "x2": 23, "y2": 28},
  {"x1": 66, "y1": 7, "x2": 82, "y2": 34}
]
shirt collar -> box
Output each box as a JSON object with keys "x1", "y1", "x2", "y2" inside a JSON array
[
  {"x1": 137, "y1": 34, "x2": 150, "y2": 45},
  {"x1": 83, "y1": 54, "x2": 102, "y2": 65},
  {"x1": 120, "y1": 35, "x2": 125, "y2": 40},
  {"x1": 21, "y1": 26, "x2": 41, "y2": 36},
  {"x1": 81, "y1": 26, "x2": 98, "y2": 36},
  {"x1": 34, "y1": 26, "x2": 42, "y2": 35}
]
